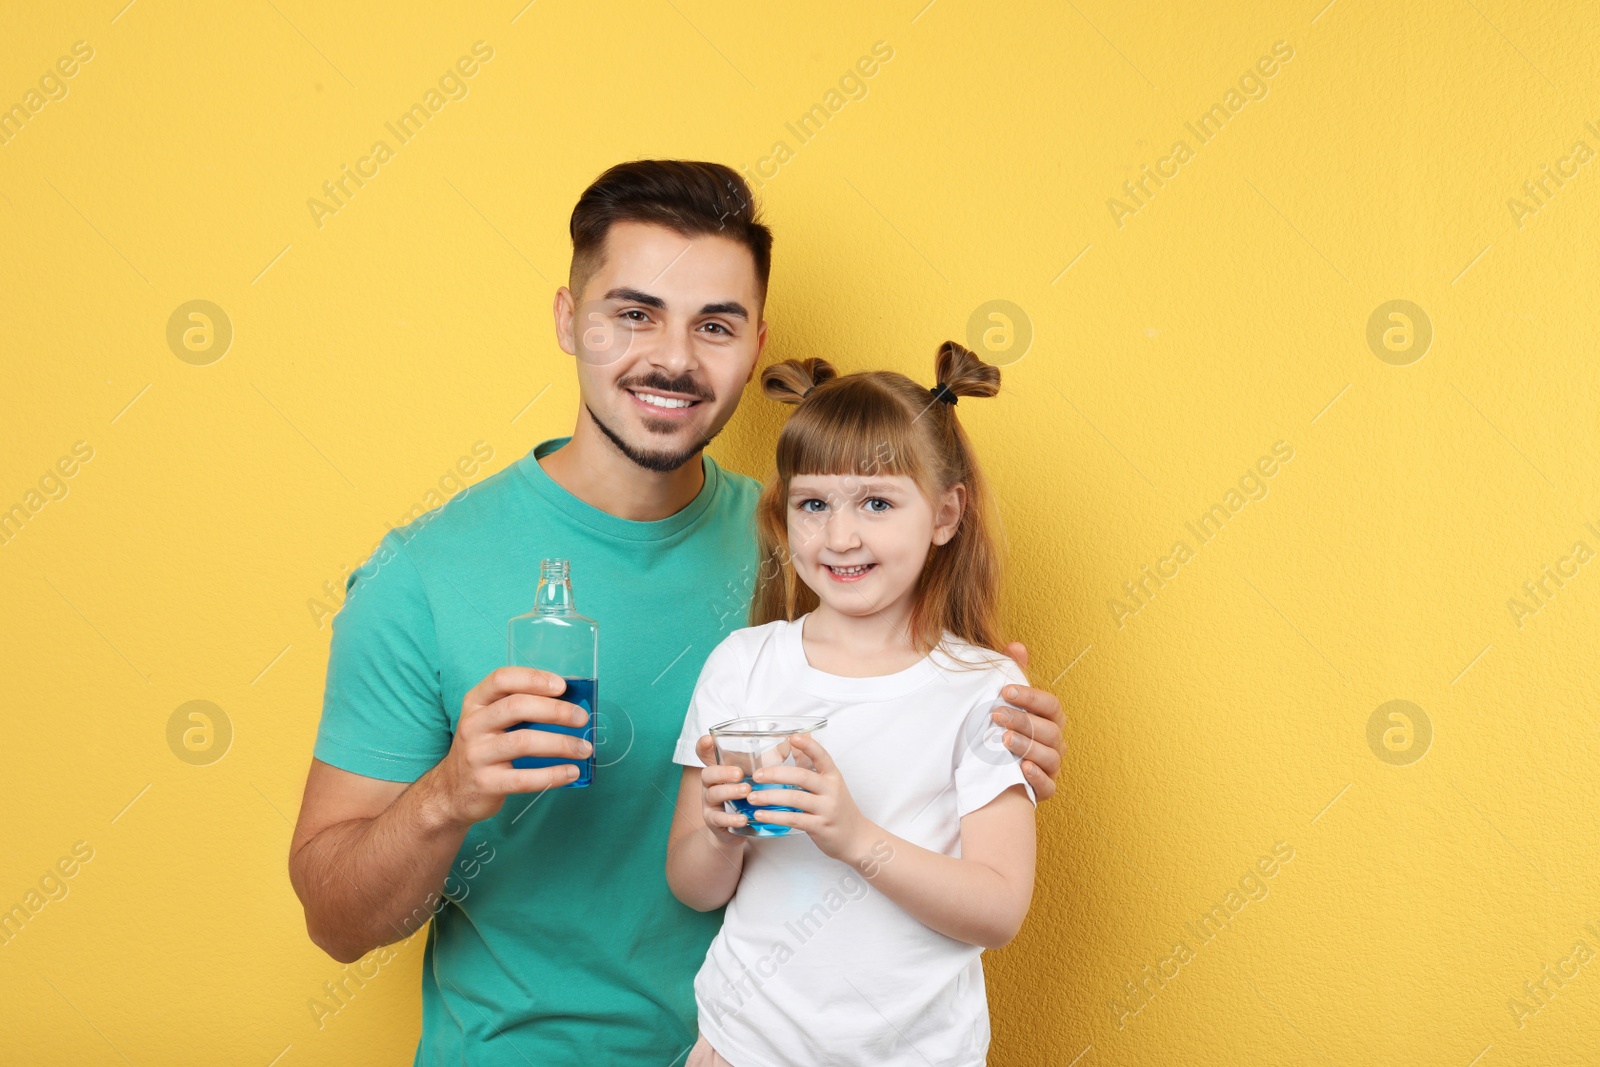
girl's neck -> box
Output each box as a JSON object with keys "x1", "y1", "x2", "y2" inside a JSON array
[{"x1": 801, "y1": 602, "x2": 927, "y2": 677}]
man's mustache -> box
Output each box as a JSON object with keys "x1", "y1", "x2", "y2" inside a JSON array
[{"x1": 619, "y1": 375, "x2": 714, "y2": 402}]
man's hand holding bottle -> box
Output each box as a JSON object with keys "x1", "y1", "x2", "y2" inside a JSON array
[{"x1": 420, "y1": 667, "x2": 593, "y2": 828}]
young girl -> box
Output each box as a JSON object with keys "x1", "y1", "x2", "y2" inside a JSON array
[{"x1": 666, "y1": 341, "x2": 1037, "y2": 1066}]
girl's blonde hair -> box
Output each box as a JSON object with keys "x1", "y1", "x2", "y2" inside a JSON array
[{"x1": 750, "y1": 340, "x2": 1006, "y2": 665}]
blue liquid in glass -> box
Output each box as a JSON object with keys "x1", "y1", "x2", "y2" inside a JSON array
[
  {"x1": 730, "y1": 780, "x2": 802, "y2": 836},
  {"x1": 510, "y1": 676, "x2": 596, "y2": 787}
]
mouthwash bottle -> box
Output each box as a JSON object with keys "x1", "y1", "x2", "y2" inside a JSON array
[{"x1": 506, "y1": 558, "x2": 597, "y2": 787}]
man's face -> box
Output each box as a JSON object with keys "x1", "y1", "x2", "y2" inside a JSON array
[{"x1": 555, "y1": 220, "x2": 767, "y2": 473}]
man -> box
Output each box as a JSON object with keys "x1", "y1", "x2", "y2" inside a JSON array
[{"x1": 289, "y1": 160, "x2": 1065, "y2": 1065}]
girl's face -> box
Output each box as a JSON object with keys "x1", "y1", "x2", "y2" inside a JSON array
[{"x1": 785, "y1": 472, "x2": 964, "y2": 624}]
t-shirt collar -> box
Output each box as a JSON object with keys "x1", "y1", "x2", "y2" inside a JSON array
[
  {"x1": 515, "y1": 436, "x2": 723, "y2": 543},
  {"x1": 781, "y1": 612, "x2": 945, "y2": 700}
]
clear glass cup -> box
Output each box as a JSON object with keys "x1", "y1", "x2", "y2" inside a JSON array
[{"x1": 708, "y1": 716, "x2": 827, "y2": 838}]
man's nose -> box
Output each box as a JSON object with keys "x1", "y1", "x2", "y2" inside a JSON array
[{"x1": 648, "y1": 322, "x2": 697, "y2": 378}]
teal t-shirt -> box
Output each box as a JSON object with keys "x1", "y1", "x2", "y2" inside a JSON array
[{"x1": 313, "y1": 435, "x2": 762, "y2": 1065}]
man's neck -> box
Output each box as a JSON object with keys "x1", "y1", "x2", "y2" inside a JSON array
[{"x1": 538, "y1": 417, "x2": 706, "y2": 522}]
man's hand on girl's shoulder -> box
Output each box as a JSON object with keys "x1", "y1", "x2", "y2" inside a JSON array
[{"x1": 995, "y1": 641, "x2": 1065, "y2": 801}]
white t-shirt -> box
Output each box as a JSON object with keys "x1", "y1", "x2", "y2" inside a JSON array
[{"x1": 672, "y1": 613, "x2": 1037, "y2": 1067}]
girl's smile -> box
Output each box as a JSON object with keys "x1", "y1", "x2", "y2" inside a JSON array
[{"x1": 823, "y1": 562, "x2": 877, "y2": 581}]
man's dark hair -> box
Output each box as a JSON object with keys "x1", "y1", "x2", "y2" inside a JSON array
[{"x1": 568, "y1": 160, "x2": 773, "y2": 301}]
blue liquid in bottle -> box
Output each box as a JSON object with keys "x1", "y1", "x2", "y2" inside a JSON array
[
  {"x1": 509, "y1": 676, "x2": 596, "y2": 785},
  {"x1": 506, "y1": 559, "x2": 599, "y2": 789}
]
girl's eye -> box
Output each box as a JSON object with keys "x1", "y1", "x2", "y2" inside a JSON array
[
  {"x1": 797, "y1": 499, "x2": 827, "y2": 513},
  {"x1": 864, "y1": 497, "x2": 892, "y2": 513}
]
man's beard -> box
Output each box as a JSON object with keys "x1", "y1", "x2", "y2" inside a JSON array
[{"x1": 586, "y1": 403, "x2": 722, "y2": 473}]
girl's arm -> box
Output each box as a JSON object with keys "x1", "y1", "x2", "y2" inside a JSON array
[
  {"x1": 664, "y1": 735, "x2": 752, "y2": 912},
  {"x1": 746, "y1": 732, "x2": 1036, "y2": 950}
]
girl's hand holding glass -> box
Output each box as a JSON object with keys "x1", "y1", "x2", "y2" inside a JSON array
[
  {"x1": 745, "y1": 732, "x2": 874, "y2": 863},
  {"x1": 693, "y1": 734, "x2": 757, "y2": 836}
]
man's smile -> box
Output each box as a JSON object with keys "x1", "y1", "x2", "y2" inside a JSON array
[{"x1": 626, "y1": 386, "x2": 704, "y2": 419}]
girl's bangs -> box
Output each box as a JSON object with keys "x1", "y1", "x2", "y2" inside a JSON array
[{"x1": 779, "y1": 400, "x2": 921, "y2": 480}]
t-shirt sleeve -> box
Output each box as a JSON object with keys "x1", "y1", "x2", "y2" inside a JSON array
[
  {"x1": 953, "y1": 656, "x2": 1038, "y2": 818},
  {"x1": 313, "y1": 530, "x2": 452, "y2": 782},
  {"x1": 672, "y1": 634, "x2": 749, "y2": 768}
]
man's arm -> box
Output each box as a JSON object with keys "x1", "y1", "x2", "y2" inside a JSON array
[
  {"x1": 289, "y1": 667, "x2": 593, "y2": 963},
  {"x1": 289, "y1": 760, "x2": 466, "y2": 963},
  {"x1": 994, "y1": 641, "x2": 1066, "y2": 800}
]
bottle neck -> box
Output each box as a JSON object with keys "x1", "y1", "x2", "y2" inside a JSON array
[{"x1": 535, "y1": 576, "x2": 575, "y2": 615}]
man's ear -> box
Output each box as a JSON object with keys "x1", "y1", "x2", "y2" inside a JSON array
[
  {"x1": 932, "y1": 484, "x2": 966, "y2": 546},
  {"x1": 746, "y1": 319, "x2": 770, "y2": 384},
  {"x1": 553, "y1": 286, "x2": 577, "y2": 356}
]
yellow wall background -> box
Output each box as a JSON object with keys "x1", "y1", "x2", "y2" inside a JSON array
[{"x1": 3, "y1": 1, "x2": 1597, "y2": 1063}]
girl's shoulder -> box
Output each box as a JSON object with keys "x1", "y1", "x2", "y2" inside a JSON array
[
  {"x1": 929, "y1": 634, "x2": 1029, "y2": 690},
  {"x1": 702, "y1": 617, "x2": 792, "y2": 667},
  {"x1": 717, "y1": 617, "x2": 790, "y2": 648},
  {"x1": 690, "y1": 621, "x2": 790, "y2": 698}
]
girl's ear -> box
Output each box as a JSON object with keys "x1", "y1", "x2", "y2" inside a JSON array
[{"x1": 931, "y1": 484, "x2": 966, "y2": 546}]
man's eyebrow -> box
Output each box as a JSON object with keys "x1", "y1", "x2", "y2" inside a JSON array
[
  {"x1": 599, "y1": 289, "x2": 748, "y2": 321},
  {"x1": 699, "y1": 301, "x2": 749, "y2": 321},
  {"x1": 602, "y1": 287, "x2": 666, "y2": 309}
]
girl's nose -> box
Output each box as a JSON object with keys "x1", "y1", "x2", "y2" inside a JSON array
[{"x1": 824, "y1": 509, "x2": 860, "y2": 550}]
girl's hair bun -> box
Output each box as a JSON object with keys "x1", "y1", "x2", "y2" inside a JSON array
[
  {"x1": 760, "y1": 357, "x2": 838, "y2": 405},
  {"x1": 933, "y1": 341, "x2": 1001, "y2": 401}
]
